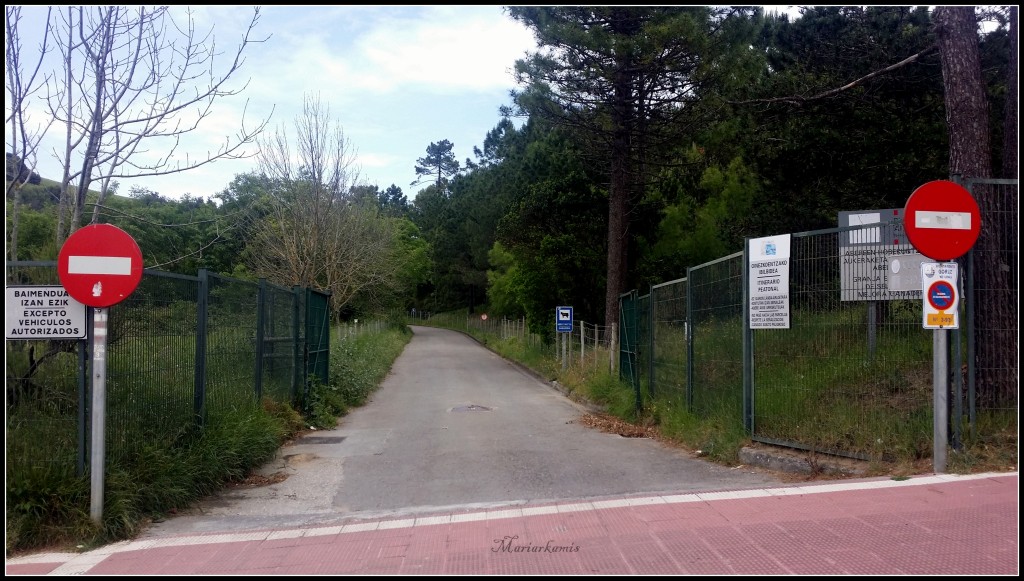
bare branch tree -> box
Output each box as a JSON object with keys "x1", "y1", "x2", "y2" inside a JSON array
[
  {"x1": 246, "y1": 94, "x2": 401, "y2": 319},
  {"x1": 5, "y1": 6, "x2": 53, "y2": 264},
  {"x1": 34, "y1": 6, "x2": 273, "y2": 244}
]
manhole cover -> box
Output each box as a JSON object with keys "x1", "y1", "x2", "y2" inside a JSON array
[
  {"x1": 301, "y1": 436, "x2": 346, "y2": 444},
  {"x1": 450, "y1": 404, "x2": 492, "y2": 412}
]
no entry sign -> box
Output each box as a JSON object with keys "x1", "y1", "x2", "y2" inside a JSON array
[
  {"x1": 57, "y1": 224, "x2": 143, "y2": 308},
  {"x1": 903, "y1": 180, "x2": 981, "y2": 261}
]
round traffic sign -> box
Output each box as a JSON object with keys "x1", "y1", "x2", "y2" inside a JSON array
[
  {"x1": 903, "y1": 180, "x2": 981, "y2": 261},
  {"x1": 927, "y1": 280, "x2": 956, "y2": 311},
  {"x1": 57, "y1": 224, "x2": 144, "y2": 307}
]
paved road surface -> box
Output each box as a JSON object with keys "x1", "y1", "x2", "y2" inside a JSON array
[{"x1": 135, "y1": 325, "x2": 782, "y2": 535}]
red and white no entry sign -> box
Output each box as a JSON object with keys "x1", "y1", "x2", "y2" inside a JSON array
[
  {"x1": 57, "y1": 224, "x2": 144, "y2": 307},
  {"x1": 903, "y1": 180, "x2": 981, "y2": 261}
]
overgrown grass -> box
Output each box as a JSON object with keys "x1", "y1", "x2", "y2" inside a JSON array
[
  {"x1": 5, "y1": 321, "x2": 412, "y2": 556},
  {"x1": 305, "y1": 324, "x2": 412, "y2": 429},
  {"x1": 6, "y1": 400, "x2": 292, "y2": 554}
]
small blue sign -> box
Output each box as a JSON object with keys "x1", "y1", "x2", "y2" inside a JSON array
[{"x1": 556, "y1": 306, "x2": 573, "y2": 333}]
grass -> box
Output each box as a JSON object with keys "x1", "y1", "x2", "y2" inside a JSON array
[{"x1": 4, "y1": 320, "x2": 412, "y2": 556}]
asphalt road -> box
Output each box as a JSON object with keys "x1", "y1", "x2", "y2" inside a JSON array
[{"x1": 140, "y1": 325, "x2": 783, "y2": 538}]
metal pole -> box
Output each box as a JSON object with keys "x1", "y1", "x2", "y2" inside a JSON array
[
  {"x1": 254, "y1": 279, "x2": 267, "y2": 400},
  {"x1": 867, "y1": 301, "x2": 877, "y2": 362},
  {"x1": 933, "y1": 328, "x2": 948, "y2": 473},
  {"x1": 561, "y1": 331, "x2": 567, "y2": 370},
  {"x1": 610, "y1": 322, "x2": 616, "y2": 374},
  {"x1": 89, "y1": 307, "x2": 108, "y2": 524},
  {"x1": 580, "y1": 321, "x2": 585, "y2": 365},
  {"x1": 76, "y1": 324, "x2": 90, "y2": 478}
]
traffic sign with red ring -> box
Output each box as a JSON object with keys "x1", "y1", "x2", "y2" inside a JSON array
[
  {"x1": 57, "y1": 224, "x2": 144, "y2": 308},
  {"x1": 903, "y1": 180, "x2": 981, "y2": 261},
  {"x1": 926, "y1": 280, "x2": 956, "y2": 311}
]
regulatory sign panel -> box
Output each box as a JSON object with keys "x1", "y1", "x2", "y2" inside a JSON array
[
  {"x1": 57, "y1": 224, "x2": 144, "y2": 308},
  {"x1": 903, "y1": 180, "x2": 981, "y2": 261},
  {"x1": 556, "y1": 306, "x2": 573, "y2": 333},
  {"x1": 921, "y1": 261, "x2": 959, "y2": 329},
  {"x1": 5, "y1": 286, "x2": 87, "y2": 339}
]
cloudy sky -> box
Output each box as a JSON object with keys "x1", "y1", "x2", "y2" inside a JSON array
[{"x1": 12, "y1": 5, "x2": 539, "y2": 201}]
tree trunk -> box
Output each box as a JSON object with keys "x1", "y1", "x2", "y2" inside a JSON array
[
  {"x1": 604, "y1": 60, "x2": 633, "y2": 331},
  {"x1": 1003, "y1": 6, "x2": 1018, "y2": 180},
  {"x1": 934, "y1": 6, "x2": 1014, "y2": 408}
]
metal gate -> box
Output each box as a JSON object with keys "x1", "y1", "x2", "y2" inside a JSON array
[
  {"x1": 304, "y1": 288, "x2": 331, "y2": 392},
  {"x1": 618, "y1": 290, "x2": 642, "y2": 412}
]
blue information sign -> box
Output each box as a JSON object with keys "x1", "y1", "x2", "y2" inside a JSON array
[{"x1": 555, "y1": 306, "x2": 573, "y2": 333}]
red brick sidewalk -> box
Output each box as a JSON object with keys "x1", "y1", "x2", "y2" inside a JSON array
[{"x1": 6, "y1": 472, "x2": 1018, "y2": 575}]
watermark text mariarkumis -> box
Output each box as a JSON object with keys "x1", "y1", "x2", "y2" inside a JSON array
[{"x1": 492, "y1": 535, "x2": 580, "y2": 553}]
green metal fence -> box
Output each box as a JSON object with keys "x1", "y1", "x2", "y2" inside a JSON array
[
  {"x1": 962, "y1": 177, "x2": 1018, "y2": 439},
  {"x1": 5, "y1": 262, "x2": 330, "y2": 475},
  {"x1": 620, "y1": 194, "x2": 1018, "y2": 461}
]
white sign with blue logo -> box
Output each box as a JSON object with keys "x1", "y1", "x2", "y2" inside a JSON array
[
  {"x1": 556, "y1": 306, "x2": 573, "y2": 333},
  {"x1": 748, "y1": 234, "x2": 791, "y2": 329}
]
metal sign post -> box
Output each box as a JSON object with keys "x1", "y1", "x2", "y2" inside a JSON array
[
  {"x1": 89, "y1": 308, "x2": 108, "y2": 523},
  {"x1": 57, "y1": 224, "x2": 144, "y2": 525},
  {"x1": 903, "y1": 181, "x2": 979, "y2": 474}
]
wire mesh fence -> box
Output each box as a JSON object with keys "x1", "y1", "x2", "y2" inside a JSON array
[
  {"x1": 6, "y1": 262, "x2": 329, "y2": 476},
  {"x1": 964, "y1": 178, "x2": 1018, "y2": 438}
]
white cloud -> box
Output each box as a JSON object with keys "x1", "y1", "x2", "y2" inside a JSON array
[{"x1": 12, "y1": 5, "x2": 539, "y2": 200}]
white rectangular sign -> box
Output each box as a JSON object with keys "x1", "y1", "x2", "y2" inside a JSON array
[
  {"x1": 68, "y1": 255, "x2": 133, "y2": 275},
  {"x1": 915, "y1": 211, "x2": 972, "y2": 230},
  {"x1": 6, "y1": 286, "x2": 88, "y2": 339},
  {"x1": 749, "y1": 234, "x2": 791, "y2": 329}
]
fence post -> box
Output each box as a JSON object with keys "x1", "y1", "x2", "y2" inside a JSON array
[
  {"x1": 254, "y1": 279, "x2": 267, "y2": 401},
  {"x1": 194, "y1": 269, "x2": 209, "y2": 426},
  {"x1": 292, "y1": 285, "x2": 301, "y2": 404},
  {"x1": 649, "y1": 285, "x2": 656, "y2": 397},
  {"x1": 77, "y1": 313, "x2": 91, "y2": 477},
  {"x1": 580, "y1": 321, "x2": 585, "y2": 365},
  {"x1": 609, "y1": 322, "x2": 616, "y2": 374},
  {"x1": 686, "y1": 268, "x2": 694, "y2": 411},
  {"x1": 742, "y1": 240, "x2": 753, "y2": 434}
]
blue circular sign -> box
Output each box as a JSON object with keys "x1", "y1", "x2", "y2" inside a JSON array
[{"x1": 927, "y1": 281, "x2": 955, "y2": 311}]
